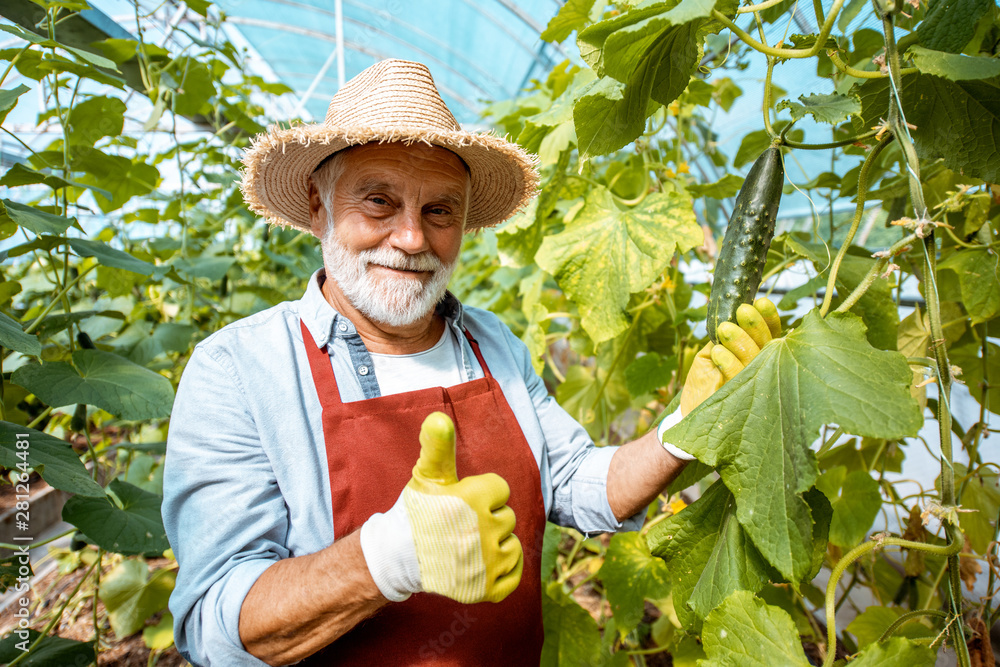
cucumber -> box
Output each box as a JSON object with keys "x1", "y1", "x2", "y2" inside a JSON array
[{"x1": 706, "y1": 146, "x2": 784, "y2": 343}]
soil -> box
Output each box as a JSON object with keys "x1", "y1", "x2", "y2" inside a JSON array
[{"x1": 0, "y1": 554, "x2": 188, "y2": 667}]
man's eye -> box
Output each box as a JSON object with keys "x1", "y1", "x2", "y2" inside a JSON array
[
  {"x1": 429, "y1": 207, "x2": 450, "y2": 215},
  {"x1": 369, "y1": 196, "x2": 389, "y2": 206}
]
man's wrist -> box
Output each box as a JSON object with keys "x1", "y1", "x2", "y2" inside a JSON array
[
  {"x1": 358, "y1": 497, "x2": 422, "y2": 602},
  {"x1": 656, "y1": 407, "x2": 695, "y2": 461}
]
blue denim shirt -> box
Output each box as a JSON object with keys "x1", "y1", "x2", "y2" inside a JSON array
[{"x1": 162, "y1": 269, "x2": 644, "y2": 666}]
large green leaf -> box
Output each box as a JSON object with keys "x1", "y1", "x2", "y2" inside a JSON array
[
  {"x1": 846, "y1": 606, "x2": 937, "y2": 647},
  {"x1": 67, "y1": 96, "x2": 126, "y2": 145},
  {"x1": 947, "y1": 464, "x2": 999, "y2": 553},
  {"x1": 664, "y1": 311, "x2": 922, "y2": 580},
  {"x1": 916, "y1": 0, "x2": 994, "y2": 53},
  {"x1": 0, "y1": 311, "x2": 41, "y2": 356},
  {"x1": 99, "y1": 558, "x2": 175, "y2": 638},
  {"x1": 849, "y1": 637, "x2": 938, "y2": 666},
  {"x1": 0, "y1": 85, "x2": 30, "y2": 124},
  {"x1": 648, "y1": 481, "x2": 772, "y2": 629},
  {"x1": 62, "y1": 479, "x2": 170, "y2": 555},
  {"x1": 541, "y1": 581, "x2": 602, "y2": 667},
  {"x1": 573, "y1": 75, "x2": 656, "y2": 158},
  {"x1": 536, "y1": 188, "x2": 701, "y2": 342},
  {"x1": 822, "y1": 468, "x2": 882, "y2": 548},
  {"x1": 598, "y1": 532, "x2": 671, "y2": 636},
  {"x1": 699, "y1": 590, "x2": 811, "y2": 667},
  {"x1": 0, "y1": 422, "x2": 104, "y2": 497},
  {"x1": 541, "y1": 0, "x2": 598, "y2": 42},
  {"x1": 68, "y1": 237, "x2": 155, "y2": 276},
  {"x1": 938, "y1": 248, "x2": 1000, "y2": 324},
  {"x1": 1, "y1": 199, "x2": 75, "y2": 235},
  {"x1": 777, "y1": 92, "x2": 862, "y2": 125},
  {"x1": 12, "y1": 349, "x2": 174, "y2": 420},
  {"x1": 0, "y1": 630, "x2": 95, "y2": 667},
  {"x1": 686, "y1": 174, "x2": 743, "y2": 199},
  {"x1": 910, "y1": 46, "x2": 1000, "y2": 81},
  {"x1": 951, "y1": 340, "x2": 1000, "y2": 418},
  {"x1": 855, "y1": 74, "x2": 1000, "y2": 183}
]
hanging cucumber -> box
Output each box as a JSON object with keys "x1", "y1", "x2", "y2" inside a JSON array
[{"x1": 706, "y1": 145, "x2": 784, "y2": 343}]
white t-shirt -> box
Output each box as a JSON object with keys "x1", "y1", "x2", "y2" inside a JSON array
[{"x1": 368, "y1": 326, "x2": 465, "y2": 396}]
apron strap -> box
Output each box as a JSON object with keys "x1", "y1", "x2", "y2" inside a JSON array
[
  {"x1": 300, "y1": 320, "x2": 343, "y2": 409},
  {"x1": 300, "y1": 318, "x2": 492, "y2": 409},
  {"x1": 461, "y1": 326, "x2": 493, "y2": 379}
]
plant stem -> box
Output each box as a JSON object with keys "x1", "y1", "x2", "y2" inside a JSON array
[
  {"x1": 0, "y1": 527, "x2": 74, "y2": 551},
  {"x1": 781, "y1": 128, "x2": 880, "y2": 150},
  {"x1": 736, "y1": 0, "x2": 788, "y2": 13},
  {"x1": 22, "y1": 263, "x2": 96, "y2": 335},
  {"x1": 834, "y1": 233, "x2": 916, "y2": 313},
  {"x1": 821, "y1": 535, "x2": 962, "y2": 667},
  {"x1": 878, "y1": 609, "x2": 950, "y2": 642},
  {"x1": 7, "y1": 559, "x2": 99, "y2": 667},
  {"x1": 712, "y1": 0, "x2": 846, "y2": 60},
  {"x1": 827, "y1": 49, "x2": 918, "y2": 79},
  {"x1": 820, "y1": 133, "x2": 894, "y2": 316}
]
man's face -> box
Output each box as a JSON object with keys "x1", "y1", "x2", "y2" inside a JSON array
[{"x1": 312, "y1": 142, "x2": 470, "y2": 327}]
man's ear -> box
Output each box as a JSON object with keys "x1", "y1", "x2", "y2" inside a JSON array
[{"x1": 307, "y1": 180, "x2": 325, "y2": 237}]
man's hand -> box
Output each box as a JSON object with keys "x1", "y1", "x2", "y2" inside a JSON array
[
  {"x1": 360, "y1": 412, "x2": 523, "y2": 604},
  {"x1": 680, "y1": 297, "x2": 781, "y2": 416},
  {"x1": 656, "y1": 298, "x2": 781, "y2": 462}
]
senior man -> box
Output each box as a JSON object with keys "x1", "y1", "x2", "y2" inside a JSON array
[{"x1": 163, "y1": 59, "x2": 775, "y2": 666}]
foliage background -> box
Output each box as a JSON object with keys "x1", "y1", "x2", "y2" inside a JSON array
[{"x1": 0, "y1": 0, "x2": 998, "y2": 664}]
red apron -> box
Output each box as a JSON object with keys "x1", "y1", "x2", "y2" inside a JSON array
[{"x1": 299, "y1": 318, "x2": 546, "y2": 665}]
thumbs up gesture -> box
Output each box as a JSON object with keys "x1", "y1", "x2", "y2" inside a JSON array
[{"x1": 359, "y1": 412, "x2": 523, "y2": 604}]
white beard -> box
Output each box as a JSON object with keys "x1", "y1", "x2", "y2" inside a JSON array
[{"x1": 321, "y1": 223, "x2": 457, "y2": 328}]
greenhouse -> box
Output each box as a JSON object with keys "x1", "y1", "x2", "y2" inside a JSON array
[{"x1": 0, "y1": 0, "x2": 998, "y2": 665}]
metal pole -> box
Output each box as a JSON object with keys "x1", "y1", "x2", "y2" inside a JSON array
[
  {"x1": 292, "y1": 46, "x2": 338, "y2": 118},
  {"x1": 335, "y1": 0, "x2": 345, "y2": 89}
]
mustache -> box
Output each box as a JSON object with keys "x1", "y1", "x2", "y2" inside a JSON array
[{"x1": 357, "y1": 246, "x2": 443, "y2": 273}]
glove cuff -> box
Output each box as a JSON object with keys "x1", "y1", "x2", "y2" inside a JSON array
[
  {"x1": 656, "y1": 407, "x2": 695, "y2": 461},
  {"x1": 359, "y1": 496, "x2": 422, "y2": 602}
]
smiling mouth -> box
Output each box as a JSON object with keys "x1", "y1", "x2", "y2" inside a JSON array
[{"x1": 370, "y1": 264, "x2": 432, "y2": 275}]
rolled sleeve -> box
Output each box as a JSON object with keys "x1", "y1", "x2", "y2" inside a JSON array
[{"x1": 163, "y1": 345, "x2": 290, "y2": 666}]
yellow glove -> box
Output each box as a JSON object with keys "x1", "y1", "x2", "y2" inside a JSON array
[
  {"x1": 360, "y1": 412, "x2": 523, "y2": 604},
  {"x1": 658, "y1": 298, "x2": 781, "y2": 460},
  {"x1": 680, "y1": 297, "x2": 781, "y2": 415}
]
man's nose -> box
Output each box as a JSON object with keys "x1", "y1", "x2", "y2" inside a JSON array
[{"x1": 389, "y1": 207, "x2": 430, "y2": 255}]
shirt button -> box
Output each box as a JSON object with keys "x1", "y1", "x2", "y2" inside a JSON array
[
  {"x1": 358, "y1": 366, "x2": 369, "y2": 376},
  {"x1": 338, "y1": 323, "x2": 348, "y2": 332}
]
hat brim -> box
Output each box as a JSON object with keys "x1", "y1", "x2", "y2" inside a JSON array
[{"x1": 240, "y1": 124, "x2": 539, "y2": 234}]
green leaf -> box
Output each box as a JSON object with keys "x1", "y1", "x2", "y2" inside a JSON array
[
  {"x1": 624, "y1": 352, "x2": 677, "y2": 396},
  {"x1": 777, "y1": 92, "x2": 862, "y2": 125},
  {"x1": 917, "y1": 0, "x2": 995, "y2": 53},
  {"x1": 541, "y1": 0, "x2": 598, "y2": 42},
  {"x1": 699, "y1": 590, "x2": 811, "y2": 667},
  {"x1": 12, "y1": 349, "x2": 174, "y2": 420},
  {"x1": 855, "y1": 74, "x2": 1000, "y2": 183},
  {"x1": 1, "y1": 199, "x2": 74, "y2": 235},
  {"x1": 0, "y1": 84, "x2": 30, "y2": 124},
  {"x1": 648, "y1": 481, "x2": 772, "y2": 628},
  {"x1": 540, "y1": 522, "x2": 562, "y2": 582},
  {"x1": 0, "y1": 422, "x2": 104, "y2": 497},
  {"x1": 686, "y1": 174, "x2": 744, "y2": 199},
  {"x1": 0, "y1": 629, "x2": 95, "y2": 667},
  {"x1": 99, "y1": 558, "x2": 175, "y2": 638},
  {"x1": 0, "y1": 311, "x2": 41, "y2": 356},
  {"x1": 849, "y1": 636, "x2": 938, "y2": 666},
  {"x1": 167, "y1": 57, "x2": 215, "y2": 116},
  {"x1": 945, "y1": 464, "x2": 999, "y2": 553},
  {"x1": 0, "y1": 164, "x2": 113, "y2": 201},
  {"x1": 910, "y1": 46, "x2": 1000, "y2": 81},
  {"x1": 939, "y1": 248, "x2": 1000, "y2": 324},
  {"x1": 0, "y1": 555, "x2": 31, "y2": 593},
  {"x1": 541, "y1": 581, "x2": 602, "y2": 667},
  {"x1": 172, "y1": 255, "x2": 236, "y2": 281},
  {"x1": 66, "y1": 96, "x2": 126, "y2": 145},
  {"x1": 62, "y1": 479, "x2": 170, "y2": 555},
  {"x1": 824, "y1": 468, "x2": 882, "y2": 548},
  {"x1": 143, "y1": 612, "x2": 174, "y2": 650},
  {"x1": 598, "y1": 532, "x2": 671, "y2": 636},
  {"x1": 733, "y1": 123, "x2": 801, "y2": 168},
  {"x1": 67, "y1": 238, "x2": 155, "y2": 276},
  {"x1": 536, "y1": 188, "x2": 702, "y2": 342},
  {"x1": 664, "y1": 311, "x2": 922, "y2": 581},
  {"x1": 573, "y1": 75, "x2": 655, "y2": 158}
]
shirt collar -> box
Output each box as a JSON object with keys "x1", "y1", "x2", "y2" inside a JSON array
[{"x1": 299, "y1": 268, "x2": 466, "y2": 349}]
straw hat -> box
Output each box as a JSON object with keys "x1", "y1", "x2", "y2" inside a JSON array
[{"x1": 240, "y1": 59, "x2": 539, "y2": 234}]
